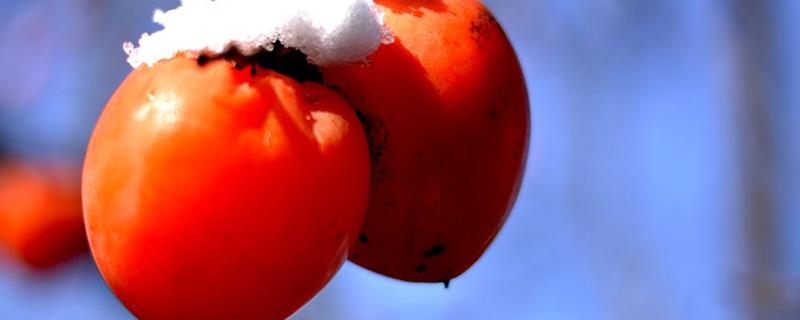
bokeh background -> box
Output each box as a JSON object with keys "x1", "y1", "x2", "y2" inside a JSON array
[{"x1": 0, "y1": 0, "x2": 798, "y2": 319}]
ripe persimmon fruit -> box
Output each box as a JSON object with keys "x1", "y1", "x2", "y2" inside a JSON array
[
  {"x1": 323, "y1": 0, "x2": 529, "y2": 283},
  {"x1": 83, "y1": 56, "x2": 370, "y2": 319}
]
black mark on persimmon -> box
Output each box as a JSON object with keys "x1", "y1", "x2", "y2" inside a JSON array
[
  {"x1": 423, "y1": 245, "x2": 446, "y2": 257},
  {"x1": 197, "y1": 55, "x2": 210, "y2": 66},
  {"x1": 354, "y1": 110, "x2": 392, "y2": 186}
]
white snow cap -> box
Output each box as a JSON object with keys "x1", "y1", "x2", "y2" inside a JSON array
[{"x1": 124, "y1": 0, "x2": 394, "y2": 68}]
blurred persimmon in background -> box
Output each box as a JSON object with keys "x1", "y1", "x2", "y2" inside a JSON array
[{"x1": 0, "y1": 160, "x2": 85, "y2": 268}]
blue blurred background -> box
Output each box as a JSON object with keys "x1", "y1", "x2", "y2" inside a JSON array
[{"x1": 0, "y1": 0, "x2": 798, "y2": 319}]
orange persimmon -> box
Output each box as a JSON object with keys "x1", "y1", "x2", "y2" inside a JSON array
[
  {"x1": 0, "y1": 161, "x2": 85, "y2": 268},
  {"x1": 83, "y1": 57, "x2": 370, "y2": 319},
  {"x1": 323, "y1": 0, "x2": 529, "y2": 283}
]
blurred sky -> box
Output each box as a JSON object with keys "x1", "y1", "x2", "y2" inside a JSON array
[{"x1": 0, "y1": 0, "x2": 798, "y2": 319}]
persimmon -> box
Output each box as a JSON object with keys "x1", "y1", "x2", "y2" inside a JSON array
[
  {"x1": 0, "y1": 161, "x2": 85, "y2": 268},
  {"x1": 322, "y1": 0, "x2": 529, "y2": 283},
  {"x1": 82, "y1": 56, "x2": 369, "y2": 319},
  {"x1": 83, "y1": 2, "x2": 529, "y2": 319}
]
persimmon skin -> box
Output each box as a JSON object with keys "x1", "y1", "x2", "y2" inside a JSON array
[
  {"x1": 323, "y1": 0, "x2": 529, "y2": 282},
  {"x1": 83, "y1": 57, "x2": 369, "y2": 319},
  {"x1": 0, "y1": 161, "x2": 85, "y2": 268}
]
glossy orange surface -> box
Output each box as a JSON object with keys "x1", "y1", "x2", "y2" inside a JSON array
[
  {"x1": 323, "y1": 0, "x2": 530, "y2": 282},
  {"x1": 83, "y1": 57, "x2": 370, "y2": 319}
]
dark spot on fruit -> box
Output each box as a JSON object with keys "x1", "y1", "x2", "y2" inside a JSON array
[
  {"x1": 354, "y1": 110, "x2": 389, "y2": 164},
  {"x1": 488, "y1": 108, "x2": 499, "y2": 120},
  {"x1": 197, "y1": 55, "x2": 210, "y2": 66},
  {"x1": 358, "y1": 233, "x2": 369, "y2": 243},
  {"x1": 470, "y1": 21, "x2": 483, "y2": 36},
  {"x1": 416, "y1": 264, "x2": 428, "y2": 273},
  {"x1": 470, "y1": 10, "x2": 497, "y2": 45},
  {"x1": 327, "y1": 84, "x2": 343, "y2": 93},
  {"x1": 354, "y1": 109, "x2": 368, "y2": 126},
  {"x1": 250, "y1": 62, "x2": 257, "y2": 76},
  {"x1": 442, "y1": 279, "x2": 451, "y2": 289},
  {"x1": 353, "y1": 110, "x2": 392, "y2": 186},
  {"x1": 423, "y1": 245, "x2": 446, "y2": 257}
]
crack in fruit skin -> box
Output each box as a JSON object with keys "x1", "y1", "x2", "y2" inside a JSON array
[
  {"x1": 83, "y1": 57, "x2": 370, "y2": 319},
  {"x1": 322, "y1": 0, "x2": 530, "y2": 282}
]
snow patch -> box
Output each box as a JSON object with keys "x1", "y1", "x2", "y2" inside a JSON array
[{"x1": 124, "y1": 0, "x2": 393, "y2": 68}]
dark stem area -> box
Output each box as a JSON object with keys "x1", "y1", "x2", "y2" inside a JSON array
[{"x1": 198, "y1": 41, "x2": 323, "y2": 83}]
